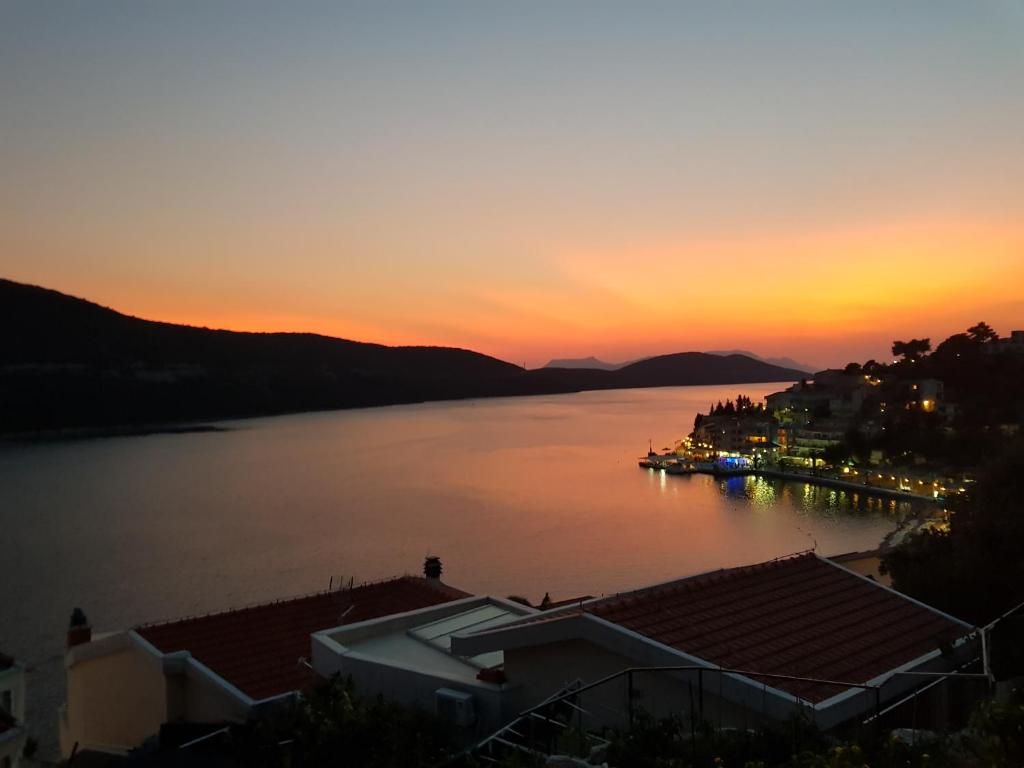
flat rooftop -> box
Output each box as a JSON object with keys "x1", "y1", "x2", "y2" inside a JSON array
[{"x1": 323, "y1": 598, "x2": 531, "y2": 684}]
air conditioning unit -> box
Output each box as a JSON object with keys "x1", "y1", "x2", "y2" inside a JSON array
[{"x1": 435, "y1": 687, "x2": 476, "y2": 727}]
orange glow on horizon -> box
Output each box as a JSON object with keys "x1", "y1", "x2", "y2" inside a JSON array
[{"x1": 29, "y1": 217, "x2": 1019, "y2": 370}]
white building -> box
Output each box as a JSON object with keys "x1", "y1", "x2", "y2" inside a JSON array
[
  {"x1": 59, "y1": 571, "x2": 471, "y2": 758},
  {"x1": 0, "y1": 653, "x2": 27, "y2": 768},
  {"x1": 312, "y1": 595, "x2": 537, "y2": 731}
]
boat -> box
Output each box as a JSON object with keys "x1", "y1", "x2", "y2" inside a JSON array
[{"x1": 665, "y1": 462, "x2": 697, "y2": 475}]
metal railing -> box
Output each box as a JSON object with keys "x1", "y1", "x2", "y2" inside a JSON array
[{"x1": 455, "y1": 659, "x2": 995, "y2": 766}]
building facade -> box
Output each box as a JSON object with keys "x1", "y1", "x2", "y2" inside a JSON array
[{"x1": 0, "y1": 654, "x2": 27, "y2": 768}]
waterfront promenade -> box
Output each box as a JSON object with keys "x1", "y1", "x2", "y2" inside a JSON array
[
  {"x1": 753, "y1": 467, "x2": 940, "y2": 502},
  {"x1": 643, "y1": 461, "x2": 945, "y2": 504}
]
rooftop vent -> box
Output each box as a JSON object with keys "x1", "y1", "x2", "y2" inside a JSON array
[
  {"x1": 424, "y1": 555, "x2": 443, "y2": 581},
  {"x1": 67, "y1": 607, "x2": 92, "y2": 649}
]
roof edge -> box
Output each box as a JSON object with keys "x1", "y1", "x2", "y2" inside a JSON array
[
  {"x1": 581, "y1": 613, "x2": 808, "y2": 706},
  {"x1": 816, "y1": 553, "x2": 974, "y2": 630},
  {"x1": 135, "y1": 574, "x2": 461, "y2": 633}
]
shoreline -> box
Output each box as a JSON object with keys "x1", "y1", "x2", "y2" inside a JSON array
[
  {"x1": 643, "y1": 463, "x2": 941, "y2": 504},
  {"x1": 0, "y1": 423, "x2": 230, "y2": 443},
  {"x1": 685, "y1": 465, "x2": 946, "y2": 552},
  {"x1": 0, "y1": 379, "x2": 797, "y2": 443},
  {"x1": 752, "y1": 468, "x2": 939, "y2": 503}
]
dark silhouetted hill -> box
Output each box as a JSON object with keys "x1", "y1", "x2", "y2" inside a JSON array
[
  {"x1": 705, "y1": 349, "x2": 817, "y2": 373},
  {"x1": 616, "y1": 353, "x2": 806, "y2": 386},
  {"x1": 0, "y1": 279, "x2": 803, "y2": 434}
]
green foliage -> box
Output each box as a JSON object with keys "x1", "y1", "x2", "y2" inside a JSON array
[
  {"x1": 966, "y1": 322, "x2": 998, "y2": 344},
  {"x1": 891, "y1": 339, "x2": 931, "y2": 362},
  {"x1": 605, "y1": 710, "x2": 833, "y2": 768},
  {"x1": 222, "y1": 676, "x2": 1024, "y2": 768},
  {"x1": 596, "y1": 706, "x2": 1023, "y2": 768},
  {"x1": 236, "y1": 675, "x2": 459, "y2": 767},
  {"x1": 966, "y1": 695, "x2": 1024, "y2": 765},
  {"x1": 708, "y1": 395, "x2": 766, "y2": 418}
]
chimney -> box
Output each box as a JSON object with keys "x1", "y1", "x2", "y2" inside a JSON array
[
  {"x1": 67, "y1": 607, "x2": 92, "y2": 649},
  {"x1": 423, "y1": 555, "x2": 442, "y2": 581}
]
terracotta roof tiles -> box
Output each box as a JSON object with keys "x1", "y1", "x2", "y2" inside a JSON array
[
  {"x1": 467, "y1": 554, "x2": 970, "y2": 704},
  {"x1": 582, "y1": 554, "x2": 968, "y2": 702},
  {"x1": 135, "y1": 576, "x2": 469, "y2": 700}
]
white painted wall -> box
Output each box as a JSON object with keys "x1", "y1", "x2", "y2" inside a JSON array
[
  {"x1": 313, "y1": 640, "x2": 511, "y2": 733},
  {"x1": 0, "y1": 662, "x2": 27, "y2": 768},
  {"x1": 61, "y1": 639, "x2": 168, "y2": 756},
  {"x1": 60, "y1": 634, "x2": 258, "y2": 758}
]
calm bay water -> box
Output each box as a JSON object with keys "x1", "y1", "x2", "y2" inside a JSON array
[{"x1": 0, "y1": 382, "x2": 925, "y2": 758}]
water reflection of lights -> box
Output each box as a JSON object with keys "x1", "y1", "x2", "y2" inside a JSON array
[
  {"x1": 709, "y1": 473, "x2": 932, "y2": 531},
  {"x1": 724, "y1": 476, "x2": 747, "y2": 496},
  {"x1": 747, "y1": 477, "x2": 778, "y2": 507}
]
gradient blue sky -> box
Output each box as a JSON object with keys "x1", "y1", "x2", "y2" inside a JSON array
[{"x1": 3, "y1": 1, "x2": 1023, "y2": 367}]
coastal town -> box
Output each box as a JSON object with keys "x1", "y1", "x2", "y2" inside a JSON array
[{"x1": 642, "y1": 327, "x2": 1024, "y2": 506}]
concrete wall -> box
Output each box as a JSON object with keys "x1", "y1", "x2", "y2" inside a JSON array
[
  {"x1": 503, "y1": 639, "x2": 778, "y2": 733},
  {"x1": 61, "y1": 639, "x2": 168, "y2": 755},
  {"x1": 312, "y1": 642, "x2": 509, "y2": 734},
  {"x1": 60, "y1": 635, "x2": 258, "y2": 758},
  {"x1": 180, "y1": 664, "x2": 253, "y2": 724}
]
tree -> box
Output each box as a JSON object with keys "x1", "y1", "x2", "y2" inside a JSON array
[
  {"x1": 881, "y1": 439, "x2": 1024, "y2": 624},
  {"x1": 821, "y1": 443, "x2": 849, "y2": 466},
  {"x1": 891, "y1": 338, "x2": 931, "y2": 362},
  {"x1": 843, "y1": 362, "x2": 862, "y2": 375},
  {"x1": 967, "y1": 321, "x2": 998, "y2": 344},
  {"x1": 862, "y1": 359, "x2": 886, "y2": 376},
  {"x1": 933, "y1": 332, "x2": 975, "y2": 360}
]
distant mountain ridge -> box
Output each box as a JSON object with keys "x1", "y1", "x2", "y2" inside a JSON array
[
  {"x1": 705, "y1": 349, "x2": 817, "y2": 373},
  {"x1": 543, "y1": 356, "x2": 642, "y2": 370},
  {"x1": 547, "y1": 350, "x2": 815, "y2": 373},
  {"x1": 0, "y1": 279, "x2": 804, "y2": 434}
]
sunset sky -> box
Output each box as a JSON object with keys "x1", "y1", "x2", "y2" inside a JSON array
[{"x1": 2, "y1": 2, "x2": 1022, "y2": 369}]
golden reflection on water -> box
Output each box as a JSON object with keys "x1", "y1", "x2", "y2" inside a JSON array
[{"x1": 725, "y1": 475, "x2": 917, "y2": 526}]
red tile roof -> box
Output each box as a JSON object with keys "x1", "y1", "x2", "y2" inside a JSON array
[
  {"x1": 135, "y1": 576, "x2": 470, "y2": 700},
  {"x1": 476, "y1": 554, "x2": 969, "y2": 704},
  {"x1": 598, "y1": 554, "x2": 971, "y2": 702}
]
